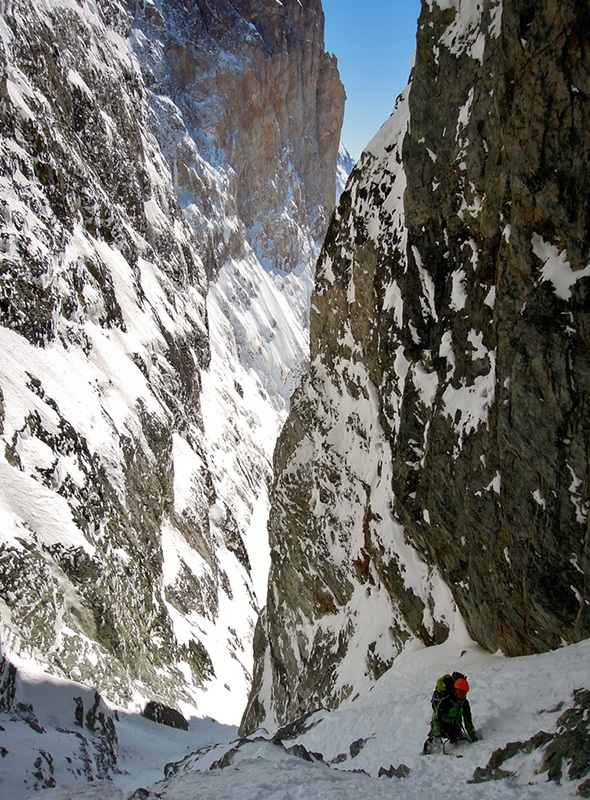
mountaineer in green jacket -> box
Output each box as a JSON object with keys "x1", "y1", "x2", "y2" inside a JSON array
[{"x1": 423, "y1": 676, "x2": 478, "y2": 754}]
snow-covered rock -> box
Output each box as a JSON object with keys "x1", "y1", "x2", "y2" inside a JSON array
[
  {"x1": 0, "y1": 0, "x2": 343, "y2": 725},
  {"x1": 243, "y1": 0, "x2": 590, "y2": 734}
]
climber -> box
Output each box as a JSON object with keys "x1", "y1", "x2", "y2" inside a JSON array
[{"x1": 422, "y1": 676, "x2": 478, "y2": 754}]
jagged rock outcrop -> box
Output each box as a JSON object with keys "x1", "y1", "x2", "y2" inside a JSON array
[
  {"x1": 0, "y1": 650, "x2": 119, "y2": 788},
  {"x1": 242, "y1": 0, "x2": 590, "y2": 734},
  {"x1": 0, "y1": 0, "x2": 343, "y2": 718},
  {"x1": 470, "y1": 688, "x2": 590, "y2": 792}
]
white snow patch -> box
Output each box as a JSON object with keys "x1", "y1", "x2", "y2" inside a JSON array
[
  {"x1": 0, "y1": 460, "x2": 97, "y2": 556},
  {"x1": 413, "y1": 362, "x2": 439, "y2": 408},
  {"x1": 532, "y1": 489, "x2": 547, "y2": 510},
  {"x1": 456, "y1": 87, "x2": 475, "y2": 137},
  {"x1": 382, "y1": 279, "x2": 404, "y2": 327},
  {"x1": 487, "y1": 471, "x2": 501, "y2": 494},
  {"x1": 66, "y1": 68, "x2": 92, "y2": 96},
  {"x1": 489, "y1": 0, "x2": 503, "y2": 38},
  {"x1": 365, "y1": 87, "x2": 410, "y2": 160},
  {"x1": 434, "y1": 0, "x2": 488, "y2": 63},
  {"x1": 484, "y1": 285, "x2": 496, "y2": 308},
  {"x1": 439, "y1": 331, "x2": 456, "y2": 377},
  {"x1": 412, "y1": 246, "x2": 438, "y2": 321},
  {"x1": 3, "y1": 612, "x2": 590, "y2": 800},
  {"x1": 442, "y1": 351, "x2": 496, "y2": 447},
  {"x1": 467, "y1": 328, "x2": 487, "y2": 360},
  {"x1": 532, "y1": 232, "x2": 590, "y2": 300},
  {"x1": 450, "y1": 269, "x2": 467, "y2": 311},
  {"x1": 567, "y1": 464, "x2": 588, "y2": 523}
]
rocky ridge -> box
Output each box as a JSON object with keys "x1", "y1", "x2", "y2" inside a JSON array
[
  {"x1": 0, "y1": 0, "x2": 343, "y2": 720},
  {"x1": 242, "y1": 0, "x2": 590, "y2": 734}
]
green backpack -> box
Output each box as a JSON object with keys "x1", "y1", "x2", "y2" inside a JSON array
[{"x1": 431, "y1": 671, "x2": 467, "y2": 709}]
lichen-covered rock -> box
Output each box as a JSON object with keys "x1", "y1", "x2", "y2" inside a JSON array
[{"x1": 242, "y1": 0, "x2": 590, "y2": 733}]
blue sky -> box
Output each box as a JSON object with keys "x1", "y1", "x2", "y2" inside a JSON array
[{"x1": 321, "y1": 0, "x2": 422, "y2": 160}]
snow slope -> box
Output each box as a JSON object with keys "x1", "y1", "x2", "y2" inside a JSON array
[{"x1": 2, "y1": 635, "x2": 589, "y2": 799}]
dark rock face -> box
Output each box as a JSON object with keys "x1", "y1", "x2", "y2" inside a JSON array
[
  {"x1": 242, "y1": 0, "x2": 590, "y2": 733},
  {"x1": 129, "y1": 0, "x2": 344, "y2": 277},
  {"x1": 397, "y1": 0, "x2": 590, "y2": 658},
  {"x1": 0, "y1": 655, "x2": 17, "y2": 712}
]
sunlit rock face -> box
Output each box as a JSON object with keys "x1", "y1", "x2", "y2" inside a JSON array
[
  {"x1": 0, "y1": 0, "x2": 343, "y2": 720},
  {"x1": 134, "y1": 0, "x2": 343, "y2": 277},
  {"x1": 242, "y1": 0, "x2": 590, "y2": 734}
]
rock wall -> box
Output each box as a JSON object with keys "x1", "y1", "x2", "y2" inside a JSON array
[
  {"x1": 133, "y1": 0, "x2": 343, "y2": 277},
  {"x1": 0, "y1": 0, "x2": 343, "y2": 719},
  {"x1": 242, "y1": 0, "x2": 590, "y2": 734}
]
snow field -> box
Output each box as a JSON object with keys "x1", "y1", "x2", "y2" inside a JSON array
[
  {"x1": 173, "y1": 635, "x2": 589, "y2": 800},
  {"x1": 2, "y1": 630, "x2": 589, "y2": 799}
]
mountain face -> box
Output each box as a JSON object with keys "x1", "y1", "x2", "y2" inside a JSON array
[
  {"x1": 0, "y1": 0, "x2": 343, "y2": 720},
  {"x1": 242, "y1": 0, "x2": 590, "y2": 734},
  {"x1": 336, "y1": 143, "x2": 355, "y2": 200}
]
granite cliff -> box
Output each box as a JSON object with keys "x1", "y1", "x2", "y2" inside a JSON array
[
  {"x1": 0, "y1": 0, "x2": 343, "y2": 719},
  {"x1": 242, "y1": 0, "x2": 590, "y2": 733}
]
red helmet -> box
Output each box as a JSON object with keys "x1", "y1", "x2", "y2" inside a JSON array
[{"x1": 454, "y1": 678, "x2": 469, "y2": 692}]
